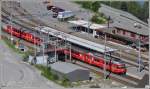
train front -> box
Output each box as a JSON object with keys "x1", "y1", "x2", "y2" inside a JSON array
[{"x1": 111, "y1": 59, "x2": 127, "y2": 74}]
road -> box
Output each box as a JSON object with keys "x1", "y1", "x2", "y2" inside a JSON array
[{"x1": 0, "y1": 39, "x2": 61, "y2": 89}]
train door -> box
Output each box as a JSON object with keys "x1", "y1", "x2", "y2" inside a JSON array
[{"x1": 87, "y1": 53, "x2": 94, "y2": 64}]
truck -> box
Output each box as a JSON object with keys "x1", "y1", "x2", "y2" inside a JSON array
[{"x1": 57, "y1": 11, "x2": 74, "y2": 20}]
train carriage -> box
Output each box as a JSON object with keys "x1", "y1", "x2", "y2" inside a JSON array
[
  {"x1": 3, "y1": 25, "x2": 127, "y2": 74},
  {"x1": 4, "y1": 25, "x2": 42, "y2": 45}
]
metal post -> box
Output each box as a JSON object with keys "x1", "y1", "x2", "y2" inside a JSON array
[
  {"x1": 10, "y1": 3, "x2": 13, "y2": 44},
  {"x1": 69, "y1": 43, "x2": 71, "y2": 62},
  {"x1": 134, "y1": 23, "x2": 142, "y2": 72},
  {"x1": 47, "y1": 31, "x2": 50, "y2": 66},
  {"x1": 148, "y1": 16, "x2": 150, "y2": 88},
  {"x1": 0, "y1": 64, "x2": 3, "y2": 87},
  {"x1": 40, "y1": 31, "x2": 45, "y2": 64},
  {"x1": 55, "y1": 42, "x2": 57, "y2": 62},
  {"x1": 42, "y1": 35, "x2": 45, "y2": 64},
  {"x1": 87, "y1": 10, "x2": 90, "y2": 37},
  {"x1": 138, "y1": 38, "x2": 141, "y2": 72},
  {"x1": 65, "y1": 39, "x2": 67, "y2": 61},
  {"x1": 104, "y1": 32, "x2": 107, "y2": 79},
  {"x1": 34, "y1": 33, "x2": 36, "y2": 58},
  {"x1": 0, "y1": 0, "x2": 1, "y2": 39}
]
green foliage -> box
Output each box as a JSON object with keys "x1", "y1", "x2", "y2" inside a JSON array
[
  {"x1": 61, "y1": 76, "x2": 71, "y2": 87},
  {"x1": 74, "y1": 1, "x2": 149, "y2": 23},
  {"x1": 91, "y1": 13, "x2": 107, "y2": 24},
  {"x1": 3, "y1": 38, "x2": 21, "y2": 53},
  {"x1": 2, "y1": 37, "x2": 32, "y2": 62},
  {"x1": 74, "y1": 1, "x2": 100, "y2": 12},
  {"x1": 35, "y1": 65, "x2": 72, "y2": 87}
]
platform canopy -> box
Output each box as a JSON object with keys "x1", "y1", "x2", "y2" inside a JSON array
[
  {"x1": 68, "y1": 20, "x2": 107, "y2": 30},
  {"x1": 38, "y1": 26, "x2": 117, "y2": 53}
]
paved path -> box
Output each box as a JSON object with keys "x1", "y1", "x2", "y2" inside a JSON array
[{"x1": 0, "y1": 39, "x2": 61, "y2": 89}]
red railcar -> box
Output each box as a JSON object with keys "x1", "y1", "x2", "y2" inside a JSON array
[
  {"x1": 4, "y1": 25, "x2": 42, "y2": 45},
  {"x1": 4, "y1": 25, "x2": 126, "y2": 74},
  {"x1": 62, "y1": 49, "x2": 126, "y2": 74}
]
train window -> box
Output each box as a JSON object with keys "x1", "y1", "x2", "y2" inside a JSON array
[
  {"x1": 117, "y1": 65, "x2": 126, "y2": 69},
  {"x1": 94, "y1": 58, "x2": 99, "y2": 62}
]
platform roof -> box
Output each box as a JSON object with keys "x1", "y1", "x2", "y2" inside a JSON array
[
  {"x1": 38, "y1": 26, "x2": 117, "y2": 53},
  {"x1": 68, "y1": 20, "x2": 107, "y2": 30}
]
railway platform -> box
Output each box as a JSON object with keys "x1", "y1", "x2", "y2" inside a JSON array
[{"x1": 126, "y1": 66, "x2": 146, "y2": 80}]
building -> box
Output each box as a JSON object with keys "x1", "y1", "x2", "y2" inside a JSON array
[
  {"x1": 68, "y1": 20, "x2": 107, "y2": 37},
  {"x1": 50, "y1": 62, "x2": 90, "y2": 82},
  {"x1": 99, "y1": 4, "x2": 149, "y2": 45}
]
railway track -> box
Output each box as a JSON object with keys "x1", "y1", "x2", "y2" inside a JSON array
[
  {"x1": 2, "y1": 0, "x2": 149, "y2": 71},
  {"x1": 73, "y1": 60, "x2": 146, "y2": 88},
  {"x1": 1, "y1": 1, "x2": 148, "y2": 88}
]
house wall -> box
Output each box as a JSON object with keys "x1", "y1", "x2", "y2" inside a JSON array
[{"x1": 112, "y1": 28, "x2": 148, "y2": 42}]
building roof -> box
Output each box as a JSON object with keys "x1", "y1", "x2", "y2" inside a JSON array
[
  {"x1": 99, "y1": 4, "x2": 149, "y2": 36},
  {"x1": 50, "y1": 62, "x2": 88, "y2": 74},
  {"x1": 68, "y1": 20, "x2": 107, "y2": 30}
]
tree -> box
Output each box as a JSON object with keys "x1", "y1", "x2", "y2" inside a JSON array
[
  {"x1": 91, "y1": 1, "x2": 100, "y2": 12},
  {"x1": 120, "y1": 1, "x2": 128, "y2": 11},
  {"x1": 142, "y1": 2, "x2": 149, "y2": 22}
]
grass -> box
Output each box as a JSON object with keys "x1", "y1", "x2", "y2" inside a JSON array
[
  {"x1": 2, "y1": 37, "x2": 32, "y2": 61},
  {"x1": 35, "y1": 64, "x2": 72, "y2": 88},
  {"x1": 2, "y1": 37, "x2": 73, "y2": 87}
]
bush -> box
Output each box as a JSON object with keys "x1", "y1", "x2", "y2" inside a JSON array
[
  {"x1": 35, "y1": 65, "x2": 72, "y2": 87},
  {"x1": 91, "y1": 13, "x2": 107, "y2": 24},
  {"x1": 53, "y1": 74, "x2": 59, "y2": 80},
  {"x1": 61, "y1": 76, "x2": 71, "y2": 87}
]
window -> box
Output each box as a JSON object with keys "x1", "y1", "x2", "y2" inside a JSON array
[
  {"x1": 130, "y1": 33, "x2": 135, "y2": 38},
  {"x1": 123, "y1": 30, "x2": 126, "y2": 35},
  {"x1": 117, "y1": 29, "x2": 121, "y2": 34},
  {"x1": 112, "y1": 30, "x2": 116, "y2": 34}
]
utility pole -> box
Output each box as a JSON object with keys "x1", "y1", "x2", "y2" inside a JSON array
[
  {"x1": 148, "y1": 7, "x2": 150, "y2": 88},
  {"x1": 10, "y1": 2, "x2": 13, "y2": 44},
  {"x1": 134, "y1": 23, "x2": 142, "y2": 72},
  {"x1": 65, "y1": 37, "x2": 67, "y2": 61},
  {"x1": 87, "y1": 9, "x2": 90, "y2": 38},
  {"x1": 54, "y1": 41, "x2": 57, "y2": 62},
  {"x1": 148, "y1": 1, "x2": 150, "y2": 88},
  {"x1": 34, "y1": 32, "x2": 37, "y2": 63},
  {"x1": 69, "y1": 43, "x2": 71, "y2": 62},
  {"x1": 103, "y1": 16, "x2": 110, "y2": 88},
  {"x1": 138, "y1": 37, "x2": 141, "y2": 72},
  {"x1": 0, "y1": 0, "x2": 1, "y2": 40}
]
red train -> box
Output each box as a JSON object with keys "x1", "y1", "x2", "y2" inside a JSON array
[
  {"x1": 3, "y1": 25, "x2": 126, "y2": 74},
  {"x1": 3, "y1": 25, "x2": 42, "y2": 45},
  {"x1": 60, "y1": 49, "x2": 127, "y2": 74}
]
